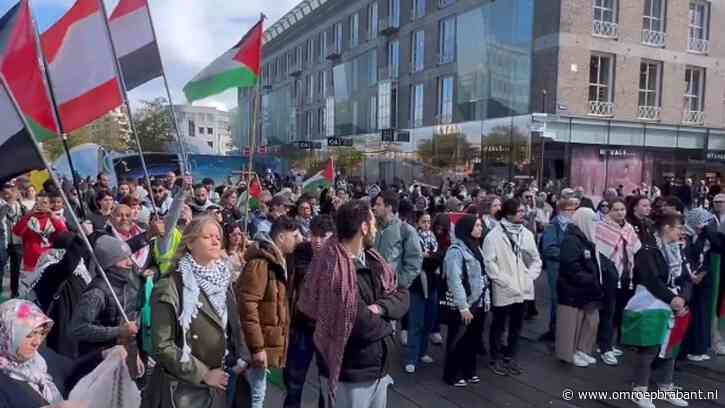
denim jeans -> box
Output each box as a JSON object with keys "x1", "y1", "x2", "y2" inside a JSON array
[
  {"x1": 283, "y1": 324, "x2": 315, "y2": 408},
  {"x1": 246, "y1": 367, "x2": 267, "y2": 408},
  {"x1": 404, "y1": 289, "x2": 437, "y2": 366},
  {"x1": 545, "y1": 265, "x2": 559, "y2": 332}
]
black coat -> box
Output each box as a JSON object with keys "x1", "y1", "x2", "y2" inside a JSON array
[
  {"x1": 0, "y1": 347, "x2": 102, "y2": 408},
  {"x1": 633, "y1": 243, "x2": 692, "y2": 305},
  {"x1": 557, "y1": 225, "x2": 604, "y2": 308},
  {"x1": 317, "y1": 250, "x2": 409, "y2": 383}
]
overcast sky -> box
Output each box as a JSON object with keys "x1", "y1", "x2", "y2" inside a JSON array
[{"x1": 1, "y1": 0, "x2": 299, "y2": 111}]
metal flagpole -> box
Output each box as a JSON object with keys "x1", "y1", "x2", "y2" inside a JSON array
[
  {"x1": 0, "y1": 73, "x2": 129, "y2": 323},
  {"x1": 143, "y1": 0, "x2": 189, "y2": 175},
  {"x1": 95, "y1": 0, "x2": 158, "y2": 211},
  {"x1": 242, "y1": 14, "x2": 265, "y2": 233},
  {"x1": 29, "y1": 15, "x2": 86, "y2": 218}
]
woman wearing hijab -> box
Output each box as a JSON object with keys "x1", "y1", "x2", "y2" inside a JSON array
[
  {"x1": 143, "y1": 216, "x2": 250, "y2": 408},
  {"x1": 442, "y1": 214, "x2": 488, "y2": 387},
  {"x1": 0, "y1": 299, "x2": 105, "y2": 408},
  {"x1": 595, "y1": 198, "x2": 641, "y2": 365},
  {"x1": 556, "y1": 207, "x2": 604, "y2": 367}
]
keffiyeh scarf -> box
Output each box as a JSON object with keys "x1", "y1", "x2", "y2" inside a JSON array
[
  {"x1": 596, "y1": 219, "x2": 641, "y2": 289},
  {"x1": 178, "y1": 253, "x2": 231, "y2": 363},
  {"x1": 0, "y1": 300, "x2": 62, "y2": 404},
  {"x1": 419, "y1": 230, "x2": 438, "y2": 254},
  {"x1": 111, "y1": 224, "x2": 150, "y2": 268},
  {"x1": 28, "y1": 215, "x2": 55, "y2": 248}
]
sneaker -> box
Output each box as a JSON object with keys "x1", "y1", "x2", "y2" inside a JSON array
[
  {"x1": 401, "y1": 330, "x2": 408, "y2": 346},
  {"x1": 612, "y1": 346, "x2": 624, "y2": 357},
  {"x1": 467, "y1": 376, "x2": 481, "y2": 384},
  {"x1": 453, "y1": 379, "x2": 467, "y2": 387},
  {"x1": 421, "y1": 355, "x2": 434, "y2": 364},
  {"x1": 686, "y1": 354, "x2": 705, "y2": 362},
  {"x1": 430, "y1": 332, "x2": 443, "y2": 345},
  {"x1": 576, "y1": 351, "x2": 597, "y2": 365},
  {"x1": 631, "y1": 386, "x2": 656, "y2": 408},
  {"x1": 601, "y1": 351, "x2": 619, "y2": 366},
  {"x1": 538, "y1": 330, "x2": 556, "y2": 342},
  {"x1": 714, "y1": 343, "x2": 725, "y2": 356},
  {"x1": 489, "y1": 360, "x2": 509, "y2": 376},
  {"x1": 659, "y1": 384, "x2": 688, "y2": 407},
  {"x1": 572, "y1": 353, "x2": 590, "y2": 367},
  {"x1": 701, "y1": 354, "x2": 711, "y2": 361},
  {"x1": 504, "y1": 359, "x2": 522, "y2": 376},
  {"x1": 404, "y1": 364, "x2": 415, "y2": 374}
]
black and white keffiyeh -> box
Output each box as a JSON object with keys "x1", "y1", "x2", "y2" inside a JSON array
[{"x1": 178, "y1": 253, "x2": 231, "y2": 363}]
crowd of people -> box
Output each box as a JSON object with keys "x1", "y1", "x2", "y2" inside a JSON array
[{"x1": 0, "y1": 168, "x2": 722, "y2": 408}]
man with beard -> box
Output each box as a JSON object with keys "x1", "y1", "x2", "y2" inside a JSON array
[
  {"x1": 149, "y1": 179, "x2": 174, "y2": 216},
  {"x1": 298, "y1": 200, "x2": 409, "y2": 407},
  {"x1": 189, "y1": 183, "x2": 215, "y2": 216},
  {"x1": 284, "y1": 215, "x2": 336, "y2": 408},
  {"x1": 84, "y1": 173, "x2": 112, "y2": 212},
  {"x1": 70, "y1": 235, "x2": 141, "y2": 356}
]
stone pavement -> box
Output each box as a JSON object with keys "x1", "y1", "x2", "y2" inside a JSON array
[{"x1": 267, "y1": 278, "x2": 725, "y2": 408}]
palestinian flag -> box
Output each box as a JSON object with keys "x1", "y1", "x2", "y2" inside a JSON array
[
  {"x1": 711, "y1": 254, "x2": 725, "y2": 330},
  {"x1": 248, "y1": 175, "x2": 263, "y2": 210},
  {"x1": 183, "y1": 18, "x2": 262, "y2": 102},
  {"x1": 0, "y1": 0, "x2": 60, "y2": 142},
  {"x1": 621, "y1": 285, "x2": 673, "y2": 348},
  {"x1": 662, "y1": 312, "x2": 691, "y2": 359},
  {"x1": 0, "y1": 81, "x2": 46, "y2": 182},
  {"x1": 302, "y1": 158, "x2": 334, "y2": 194}
]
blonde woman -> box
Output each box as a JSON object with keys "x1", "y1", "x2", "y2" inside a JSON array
[{"x1": 143, "y1": 216, "x2": 250, "y2": 408}]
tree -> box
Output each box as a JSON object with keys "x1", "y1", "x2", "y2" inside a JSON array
[
  {"x1": 132, "y1": 97, "x2": 175, "y2": 153},
  {"x1": 417, "y1": 132, "x2": 474, "y2": 168},
  {"x1": 42, "y1": 108, "x2": 131, "y2": 161}
]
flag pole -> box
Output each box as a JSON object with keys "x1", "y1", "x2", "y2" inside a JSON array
[
  {"x1": 95, "y1": 0, "x2": 158, "y2": 212},
  {"x1": 143, "y1": 0, "x2": 189, "y2": 175},
  {"x1": 242, "y1": 14, "x2": 265, "y2": 234},
  {"x1": 29, "y1": 14, "x2": 86, "y2": 219},
  {"x1": 0, "y1": 73, "x2": 129, "y2": 323}
]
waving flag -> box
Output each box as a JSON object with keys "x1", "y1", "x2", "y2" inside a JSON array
[
  {"x1": 0, "y1": 82, "x2": 45, "y2": 181},
  {"x1": 41, "y1": 0, "x2": 123, "y2": 132},
  {"x1": 184, "y1": 18, "x2": 263, "y2": 102},
  {"x1": 621, "y1": 285, "x2": 673, "y2": 349},
  {"x1": 109, "y1": 0, "x2": 163, "y2": 90},
  {"x1": 0, "y1": 0, "x2": 59, "y2": 141},
  {"x1": 302, "y1": 158, "x2": 335, "y2": 194}
]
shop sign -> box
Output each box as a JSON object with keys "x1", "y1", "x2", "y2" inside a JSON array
[
  {"x1": 599, "y1": 148, "x2": 634, "y2": 158},
  {"x1": 706, "y1": 151, "x2": 725, "y2": 162},
  {"x1": 482, "y1": 145, "x2": 511, "y2": 153}
]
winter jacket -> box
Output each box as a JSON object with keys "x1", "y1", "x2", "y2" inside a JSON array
[
  {"x1": 633, "y1": 243, "x2": 692, "y2": 306},
  {"x1": 557, "y1": 225, "x2": 604, "y2": 308},
  {"x1": 443, "y1": 240, "x2": 485, "y2": 311},
  {"x1": 142, "y1": 271, "x2": 250, "y2": 408},
  {"x1": 0, "y1": 347, "x2": 102, "y2": 408},
  {"x1": 70, "y1": 266, "x2": 144, "y2": 356},
  {"x1": 540, "y1": 217, "x2": 569, "y2": 278},
  {"x1": 375, "y1": 216, "x2": 423, "y2": 288},
  {"x1": 317, "y1": 249, "x2": 409, "y2": 383},
  {"x1": 482, "y1": 224, "x2": 542, "y2": 307},
  {"x1": 236, "y1": 239, "x2": 290, "y2": 368}
]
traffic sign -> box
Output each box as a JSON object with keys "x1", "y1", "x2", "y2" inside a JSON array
[{"x1": 327, "y1": 137, "x2": 354, "y2": 147}]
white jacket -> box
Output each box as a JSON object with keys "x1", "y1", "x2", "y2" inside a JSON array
[{"x1": 482, "y1": 223, "x2": 542, "y2": 307}]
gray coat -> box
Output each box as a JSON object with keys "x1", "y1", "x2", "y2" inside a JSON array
[
  {"x1": 375, "y1": 216, "x2": 423, "y2": 289},
  {"x1": 444, "y1": 240, "x2": 485, "y2": 311}
]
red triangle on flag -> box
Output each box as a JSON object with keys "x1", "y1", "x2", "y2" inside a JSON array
[
  {"x1": 323, "y1": 158, "x2": 335, "y2": 183},
  {"x1": 249, "y1": 176, "x2": 262, "y2": 199},
  {"x1": 233, "y1": 19, "x2": 263, "y2": 77}
]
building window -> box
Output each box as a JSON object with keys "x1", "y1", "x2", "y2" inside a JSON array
[
  {"x1": 207, "y1": 127, "x2": 214, "y2": 134},
  {"x1": 411, "y1": 30, "x2": 424, "y2": 72},
  {"x1": 684, "y1": 66, "x2": 705, "y2": 119},
  {"x1": 370, "y1": 95, "x2": 378, "y2": 130},
  {"x1": 368, "y1": 2, "x2": 378, "y2": 40},
  {"x1": 318, "y1": 107, "x2": 325, "y2": 135},
  {"x1": 318, "y1": 70, "x2": 325, "y2": 99},
  {"x1": 188, "y1": 120, "x2": 195, "y2": 137},
  {"x1": 642, "y1": 0, "x2": 666, "y2": 46},
  {"x1": 592, "y1": 0, "x2": 618, "y2": 38},
  {"x1": 438, "y1": 76, "x2": 453, "y2": 124},
  {"x1": 207, "y1": 141, "x2": 214, "y2": 149},
  {"x1": 334, "y1": 22, "x2": 343, "y2": 51},
  {"x1": 307, "y1": 38, "x2": 315, "y2": 66},
  {"x1": 439, "y1": 17, "x2": 455, "y2": 64},
  {"x1": 350, "y1": 13, "x2": 359, "y2": 47},
  {"x1": 387, "y1": 39, "x2": 399, "y2": 78},
  {"x1": 412, "y1": 0, "x2": 426, "y2": 19},
  {"x1": 306, "y1": 111, "x2": 314, "y2": 139},
  {"x1": 638, "y1": 61, "x2": 662, "y2": 121},
  {"x1": 410, "y1": 83, "x2": 424, "y2": 128},
  {"x1": 389, "y1": 0, "x2": 400, "y2": 27},
  {"x1": 307, "y1": 74, "x2": 314, "y2": 102},
  {"x1": 588, "y1": 54, "x2": 615, "y2": 116},
  {"x1": 688, "y1": 1, "x2": 709, "y2": 53},
  {"x1": 199, "y1": 127, "x2": 205, "y2": 135}
]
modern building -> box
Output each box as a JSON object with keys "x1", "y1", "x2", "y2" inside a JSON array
[
  {"x1": 238, "y1": 0, "x2": 725, "y2": 191},
  {"x1": 173, "y1": 105, "x2": 233, "y2": 155}
]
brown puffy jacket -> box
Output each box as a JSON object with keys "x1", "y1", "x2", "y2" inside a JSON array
[{"x1": 235, "y1": 240, "x2": 290, "y2": 368}]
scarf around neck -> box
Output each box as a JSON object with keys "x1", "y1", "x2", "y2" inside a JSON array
[
  {"x1": 596, "y1": 219, "x2": 641, "y2": 288},
  {"x1": 111, "y1": 223, "x2": 149, "y2": 268},
  {"x1": 501, "y1": 218, "x2": 524, "y2": 236},
  {"x1": 0, "y1": 300, "x2": 62, "y2": 404},
  {"x1": 655, "y1": 234, "x2": 683, "y2": 285},
  {"x1": 297, "y1": 241, "x2": 396, "y2": 399},
  {"x1": 178, "y1": 253, "x2": 231, "y2": 363}
]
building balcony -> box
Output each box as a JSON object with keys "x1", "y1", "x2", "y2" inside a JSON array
[
  {"x1": 592, "y1": 20, "x2": 618, "y2": 38},
  {"x1": 641, "y1": 29, "x2": 665, "y2": 47},
  {"x1": 683, "y1": 110, "x2": 705, "y2": 125},
  {"x1": 638, "y1": 105, "x2": 661, "y2": 121},
  {"x1": 379, "y1": 16, "x2": 400, "y2": 36},
  {"x1": 325, "y1": 43, "x2": 342, "y2": 60},
  {"x1": 588, "y1": 100, "x2": 615, "y2": 117},
  {"x1": 687, "y1": 37, "x2": 709, "y2": 54}
]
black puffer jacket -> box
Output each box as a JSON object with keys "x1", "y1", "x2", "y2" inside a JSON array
[
  {"x1": 317, "y1": 249, "x2": 409, "y2": 383},
  {"x1": 557, "y1": 224, "x2": 604, "y2": 308},
  {"x1": 633, "y1": 243, "x2": 692, "y2": 305}
]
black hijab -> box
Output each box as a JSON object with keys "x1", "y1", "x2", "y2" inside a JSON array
[{"x1": 454, "y1": 214, "x2": 484, "y2": 266}]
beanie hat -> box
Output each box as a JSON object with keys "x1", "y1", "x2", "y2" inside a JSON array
[{"x1": 94, "y1": 235, "x2": 132, "y2": 269}]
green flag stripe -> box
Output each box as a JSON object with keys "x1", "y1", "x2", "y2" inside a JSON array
[
  {"x1": 183, "y1": 66, "x2": 257, "y2": 102},
  {"x1": 27, "y1": 116, "x2": 57, "y2": 142},
  {"x1": 621, "y1": 309, "x2": 672, "y2": 347}
]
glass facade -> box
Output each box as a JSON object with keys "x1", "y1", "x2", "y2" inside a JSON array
[
  {"x1": 261, "y1": 85, "x2": 294, "y2": 144},
  {"x1": 333, "y1": 50, "x2": 378, "y2": 137}
]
